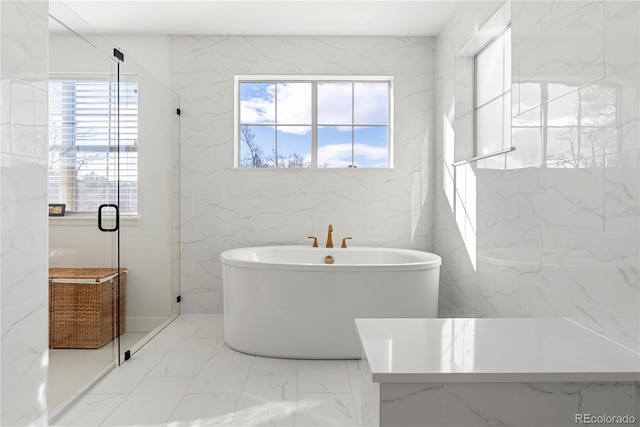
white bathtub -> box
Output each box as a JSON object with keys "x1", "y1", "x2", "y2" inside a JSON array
[{"x1": 221, "y1": 246, "x2": 441, "y2": 359}]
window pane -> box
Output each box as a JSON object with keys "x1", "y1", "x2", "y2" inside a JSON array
[
  {"x1": 354, "y1": 126, "x2": 388, "y2": 167},
  {"x1": 236, "y1": 78, "x2": 393, "y2": 168},
  {"x1": 49, "y1": 80, "x2": 138, "y2": 213},
  {"x1": 240, "y1": 82, "x2": 275, "y2": 124},
  {"x1": 276, "y1": 126, "x2": 311, "y2": 168},
  {"x1": 239, "y1": 125, "x2": 275, "y2": 167},
  {"x1": 118, "y1": 151, "x2": 138, "y2": 213},
  {"x1": 317, "y1": 126, "x2": 352, "y2": 168},
  {"x1": 76, "y1": 151, "x2": 109, "y2": 212},
  {"x1": 503, "y1": 28, "x2": 511, "y2": 93},
  {"x1": 318, "y1": 82, "x2": 352, "y2": 125},
  {"x1": 354, "y1": 82, "x2": 389, "y2": 124},
  {"x1": 277, "y1": 83, "x2": 311, "y2": 125},
  {"x1": 503, "y1": 93, "x2": 511, "y2": 150},
  {"x1": 476, "y1": 97, "x2": 503, "y2": 155},
  {"x1": 476, "y1": 34, "x2": 504, "y2": 107}
]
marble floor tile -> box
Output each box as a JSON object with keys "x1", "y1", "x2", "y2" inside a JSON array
[
  {"x1": 250, "y1": 356, "x2": 300, "y2": 377},
  {"x1": 231, "y1": 376, "x2": 298, "y2": 427},
  {"x1": 148, "y1": 338, "x2": 227, "y2": 377},
  {"x1": 298, "y1": 360, "x2": 353, "y2": 394},
  {"x1": 48, "y1": 345, "x2": 115, "y2": 411},
  {"x1": 293, "y1": 393, "x2": 359, "y2": 427},
  {"x1": 53, "y1": 315, "x2": 364, "y2": 427},
  {"x1": 167, "y1": 393, "x2": 240, "y2": 427},
  {"x1": 231, "y1": 375, "x2": 298, "y2": 427},
  {"x1": 349, "y1": 375, "x2": 362, "y2": 426},
  {"x1": 51, "y1": 393, "x2": 127, "y2": 427},
  {"x1": 89, "y1": 349, "x2": 170, "y2": 394},
  {"x1": 101, "y1": 377, "x2": 194, "y2": 426},
  {"x1": 188, "y1": 347, "x2": 254, "y2": 394}
]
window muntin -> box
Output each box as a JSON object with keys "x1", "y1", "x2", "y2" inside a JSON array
[
  {"x1": 48, "y1": 79, "x2": 139, "y2": 214},
  {"x1": 237, "y1": 77, "x2": 392, "y2": 168},
  {"x1": 475, "y1": 27, "x2": 511, "y2": 157}
]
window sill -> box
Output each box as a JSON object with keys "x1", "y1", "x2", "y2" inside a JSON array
[
  {"x1": 49, "y1": 215, "x2": 140, "y2": 227},
  {"x1": 231, "y1": 167, "x2": 397, "y2": 171}
]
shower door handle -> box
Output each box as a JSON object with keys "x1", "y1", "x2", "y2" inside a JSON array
[{"x1": 98, "y1": 204, "x2": 119, "y2": 232}]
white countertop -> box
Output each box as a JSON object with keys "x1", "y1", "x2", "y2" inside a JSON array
[{"x1": 355, "y1": 318, "x2": 640, "y2": 383}]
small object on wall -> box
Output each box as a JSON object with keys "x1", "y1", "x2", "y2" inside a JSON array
[{"x1": 49, "y1": 203, "x2": 66, "y2": 217}]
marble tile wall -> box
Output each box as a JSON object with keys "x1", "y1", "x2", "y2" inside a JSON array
[
  {"x1": 364, "y1": 379, "x2": 635, "y2": 427},
  {"x1": 172, "y1": 36, "x2": 436, "y2": 313},
  {"x1": 435, "y1": 0, "x2": 640, "y2": 352},
  {"x1": 0, "y1": 0, "x2": 49, "y2": 425}
]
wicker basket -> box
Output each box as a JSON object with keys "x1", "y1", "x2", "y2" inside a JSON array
[{"x1": 49, "y1": 268, "x2": 127, "y2": 349}]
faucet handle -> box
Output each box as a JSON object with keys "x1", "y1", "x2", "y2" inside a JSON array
[
  {"x1": 308, "y1": 236, "x2": 318, "y2": 247},
  {"x1": 341, "y1": 237, "x2": 352, "y2": 248}
]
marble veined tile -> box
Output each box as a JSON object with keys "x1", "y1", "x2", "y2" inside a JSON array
[
  {"x1": 348, "y1": 375, "x2": 362, "y2": 427},
  {"x1": 380, "y1": 383, "x2": 444, "y2": 427},
  {"x1": 231, "y1": 376, "x2": 297, "y2": 427},
  {"x1": 188, "y1": 349, "x2": 254, "y2": 394},
  {"x1": 540, "y1": 227, "x2": 638, "y2": 320},
  {"x1": 101, "y1": 377, "x2": 193, "y2": 426},
  {"x1": 540, "y1": 1, "x2": 605, "y2": 93},
  {"x1": 167, "y1": 393, "x2": 239, "y2": 427},
  {"x1": 605, "y1": 150, "x2": 640, "y2": 235},
  {"x1": 541, "y1": 264, "x2": 639, "y2": 320},
  {"x1": 446, "y1": 382, "x2": 634, "y2": 427},
  {"x1": 541, "y1": 226, "x2": 638, "y2": 267},
  {"x1": 89, "y1": 349, "x2": 170, "y2": 394},
  {"x1": 603, "y1": 312, "x2": 640, "y2": 354},
  {"x1": 293, "y1": 393, "x2": 358, "y2": 427},
  {"x1": 250, "y1": 356, "x2": 300, "y2": 377},
  {"x1": 519, "y1": 166, "x2": 605, "y2": 231},
  {"x1": 147, "y1": 314, "x2": 224, "y2": 346},
  {"x1": 0, "y1": 297, "x2": 47, "y2": 385},
  {"x1": 51, "y1": 394, "x2": 128, "y2": 427},
  {"x1": 297, "y1": 361, "x2": 353, "y2": 394},
  {"x1": 605, "y1": 0, "x2": 639, "y2": 75},
  {"x1": 9, "y1": 79, "x2": 34, "y2": 127},
  {"x1": 0, "y1": 0, "x2": 48, "y2": 80},
  {"x1": 148, "y1": 338, "x2": 227, "y2": 377}
]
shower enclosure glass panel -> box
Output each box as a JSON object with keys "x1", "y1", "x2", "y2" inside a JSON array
[
  {"x1": 115, "y1": 49, "x2": 181, "y2": 363},
  {"x1": 47, "y1": 8, "x2": 120, "y2": 417},
  {"x1": 48, "y1": 0, "x2": 181, "y2": 419}
]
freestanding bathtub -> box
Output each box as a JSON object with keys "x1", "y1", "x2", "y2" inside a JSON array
[{"x1": 221, "y1": 246, "x2": 441, "y2": 359}]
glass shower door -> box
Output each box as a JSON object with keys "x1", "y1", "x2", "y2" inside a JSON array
[{"x1": 48, "y1": 2, "x2": 125, "y2": 416}]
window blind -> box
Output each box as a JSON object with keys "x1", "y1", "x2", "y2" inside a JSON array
[{"x1": 48, "y1": 79, "x2": 138, "y2": 214}]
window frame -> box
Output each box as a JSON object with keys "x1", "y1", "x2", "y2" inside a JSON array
[
  {"x1": 473, "y1": 25, "x2": 511, "y2": 159},
  {"x1": 48, "y1": 76, "x2": 139, "y2": 215},
  {"x1": 234, "y1": 75, "x2": 394, "y2": 169}
]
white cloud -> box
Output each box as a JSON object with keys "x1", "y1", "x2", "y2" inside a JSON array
[
  {"x1": 354, "y1": 83, "x2": 389, "y2": 124},
  {"x1": 241, "y1": 83, "x2": 311, "y2": 134},
  {"x1": 318, "y1": 83, "x2": 352, "y2": 124},
  {"x1": 241, "y1": 81, "x2": 389, "y2": 135},
  {"x1": 240, "y1": 84, "x2": 275, "y2": 123},
  {"x1": 277, "y1": 83, "x2": 312, "y2": 126},
  {"x1": 318, "y1": 142, "x2": 387, "y2": 168},
  {"x1": 318, "y1": 82, "x2": 389, "y2": 125}
]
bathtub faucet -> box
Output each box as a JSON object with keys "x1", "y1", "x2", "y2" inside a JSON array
[{"x1": 326, "y1": 224, "x2": 334, "y2": 248}]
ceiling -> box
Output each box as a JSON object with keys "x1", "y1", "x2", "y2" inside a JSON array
[{"x1": 58, "y1": 1, "x2": 462, "y2": 36}]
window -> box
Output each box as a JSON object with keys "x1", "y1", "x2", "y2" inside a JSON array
[
  {"x1": 236, "y1": 77, "x2": 392, "y2": 168},
  {"x1": 475, "y1": 27, "x2": 511, "y2": 156},
  {"x1": 48, "y1": 79, "x2": 138, "y2": 214}
]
